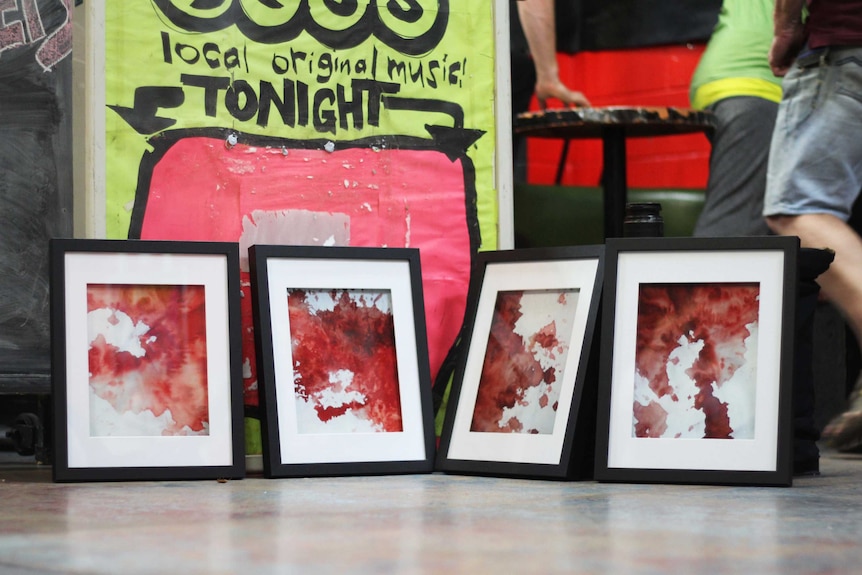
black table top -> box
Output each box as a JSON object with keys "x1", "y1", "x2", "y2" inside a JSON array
[{"x1": 514, "y1": 106, "x2": 716, "y2": 139}]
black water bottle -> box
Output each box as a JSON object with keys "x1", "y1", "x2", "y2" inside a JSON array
[{"x1": 623, "y1": 202, "x2": 664, "y2": 237}]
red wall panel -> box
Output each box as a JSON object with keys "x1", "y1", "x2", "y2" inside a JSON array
[{"x1": 525, "y1": 44, "x2": 711, "y2": 190}]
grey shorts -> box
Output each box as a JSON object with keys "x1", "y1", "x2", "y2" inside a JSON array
[{"x1": 764, "y1": 46, "x2": 862, "y2": 220}]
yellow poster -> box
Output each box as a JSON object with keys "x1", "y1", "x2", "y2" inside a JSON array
[{"x1": 100, "y1": 1, "x2": 500, "y2": 422}]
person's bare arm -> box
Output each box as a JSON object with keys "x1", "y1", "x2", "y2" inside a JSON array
[
  {"x1": 516, "y1": 0, "x2": 590, "y2": 108},
  {"x1": 769, "y1": 0, "x2": 807, "y2": 77}
]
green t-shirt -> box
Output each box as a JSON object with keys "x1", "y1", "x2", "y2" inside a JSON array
[{"x1": 690, "y1": 0, "x2": 783, "y2": 109}]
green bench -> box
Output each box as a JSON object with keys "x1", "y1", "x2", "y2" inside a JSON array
[{"x1": 513, "y1": 184, "x2": 706, "y2": 248}]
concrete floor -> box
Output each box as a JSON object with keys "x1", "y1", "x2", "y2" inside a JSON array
[{"x1": 1, "y1": 451, "x2": 862, "y2": 574}]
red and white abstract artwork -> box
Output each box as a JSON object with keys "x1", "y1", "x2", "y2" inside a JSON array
[
  {"x1": 287, "y1": 288, "x2": 403, "y2": 434},
  {"x1": 633, "y1": 283, "x2": 760, "y2": 440},
  {"x1": 87, "y1": 284, "x2": 210, "y2": 437},
  {"x1": 471, "y1": 289, "x2": 579, "y2": 434}
]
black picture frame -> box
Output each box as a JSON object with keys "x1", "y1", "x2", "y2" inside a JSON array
[
  {"x1": 249, "y1": 245, "x2": 436, "y2": 478},
  {"x1": 594, "y1": 236, "x2": 798, "y2": 487},
  {"x1": 436, "y1": 246, "x2": 605, "y2": 479},
  {"x1": 50, "y1": 239, "x2": 245, "y2": 482}
]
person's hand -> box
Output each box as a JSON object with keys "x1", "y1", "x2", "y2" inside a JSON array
[
  {"x1": 769, "y1": 22, "x2": 806, "y2": 77},
  {"x1": 535, "y1": 78, "x2": 591, "y2": 109}
]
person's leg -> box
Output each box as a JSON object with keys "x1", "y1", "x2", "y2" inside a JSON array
[
  {"x1": 767, "y1": 214, "x2": 862, "y2": 342},
  {"x1": 766, "y1": 47, "x2": 862, "y2": 345},
  {"x1": 694, "y1": 97, "x2": 776, "y2": 237},
  {"x1": 764, "y1": 46, "x2": 862, "y2": 451},
  {"x1": 770, "y1": 213, "x2": 862, "y2": 450}
]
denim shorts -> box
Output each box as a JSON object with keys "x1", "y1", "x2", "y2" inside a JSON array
[{"x1": 764, "y1": 46, "x2": 862, "y2": 220}]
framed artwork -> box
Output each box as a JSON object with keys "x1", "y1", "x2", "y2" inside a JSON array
[
  {"x1": 50, "y1": 239, "x2": 245, "y2": 482},
  {"x1": 249, "y1": 245, "x2": 435, "y2": 477},
  {"x1": 436, "y1": 246, "x2": 605, "y2": 479},
  {"x1": 594, "y1": 237, "x2": 798, "y2": 487}
]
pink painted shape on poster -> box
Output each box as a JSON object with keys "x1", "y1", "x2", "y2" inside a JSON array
[{"x1": 139, "y1": 137, "x2": 473, "y2": 406}]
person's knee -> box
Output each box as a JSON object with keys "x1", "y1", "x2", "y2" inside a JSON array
[{"x1": 765, "y1": 214, "x2": 796, "y2": 235}]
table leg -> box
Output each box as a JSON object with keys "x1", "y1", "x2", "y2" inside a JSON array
[
  {"x1": 602, "y1": 127, "x2": 627, "y2": 239},
  {"x1": 555, "y1": 139, "x2": 571, "y2": 186}
]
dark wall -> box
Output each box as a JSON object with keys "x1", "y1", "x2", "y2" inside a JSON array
[
  {"x1": 556, "y1": 0, "x2": 722, "y2": 53},
  {"x1": 0, "y1": 0, "x2": 73, "y2": 393}
]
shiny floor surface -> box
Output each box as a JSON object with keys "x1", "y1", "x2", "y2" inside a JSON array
[{"x1": 2, "y1": 452, "x2": 862, "y2": 574}]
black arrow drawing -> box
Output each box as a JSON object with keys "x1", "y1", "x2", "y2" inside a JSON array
[
  {"x1": 108, "y1": 86, "x2": 185, "y2": 135},
  {"x1": 425, "y1": 125, "x2": 486, "y2": 162}
]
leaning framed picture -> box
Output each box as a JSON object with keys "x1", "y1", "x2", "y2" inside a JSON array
[
  {"x1": 249, "y1": 245, "x2": 435, "y2": 478},
  {"x1": 50, "y1": 239, "x2": 245, "y2": 482},
  {"x1": 594, "y1": 236, "x2": 798, "y2": 487},
  {"x1": 436, "y1": 246, "x2": 604, "y2": 479}
]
